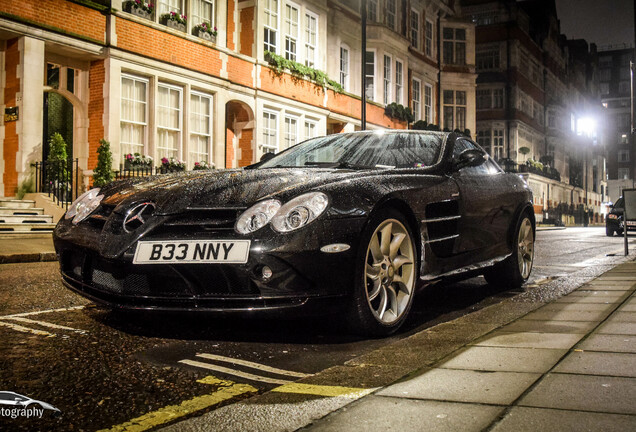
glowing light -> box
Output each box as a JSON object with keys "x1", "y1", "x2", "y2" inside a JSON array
[{"x1": 576, "y1": 117, "x2": 596, "y2": 138}]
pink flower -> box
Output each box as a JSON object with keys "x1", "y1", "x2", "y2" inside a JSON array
[{"x1": 161, "y1": 157, "x2": 169, "y2": 164}]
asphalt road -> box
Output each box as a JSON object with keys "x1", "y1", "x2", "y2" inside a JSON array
[{"x1": 0, "y1": 227, "x2": 633, "y2": 431}]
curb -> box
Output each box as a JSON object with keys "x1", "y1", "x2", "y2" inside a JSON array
[{"x1": 0, "y1": 252, "x2": 57, "y2": 264}]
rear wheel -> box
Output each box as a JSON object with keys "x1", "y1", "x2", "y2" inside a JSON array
[
  {"x1": 484, "y1": 214, "x2": 534, "y2": 288},
  {"x1": 347, "y1": 209, "x2": 417, "y2": 336}
]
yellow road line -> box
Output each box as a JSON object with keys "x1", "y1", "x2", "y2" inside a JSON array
[
  {"x1": 98, "y1": 379, "x2": 257, "y2": 432},
  {"x1": 271, "y1": 382, "x2": 376, "y2": 399}
]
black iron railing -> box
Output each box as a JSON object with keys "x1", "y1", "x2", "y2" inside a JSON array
[
  {"x1": 499, "y1": 159, "x2": 561, "y2": 182},
  {"x1": 33, "y1": 158, "x2": 79, "y2": 211}
]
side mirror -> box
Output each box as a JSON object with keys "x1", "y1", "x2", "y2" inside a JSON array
[{"x1": 455, "y1": 149, "x2": 486, "y2": 170}]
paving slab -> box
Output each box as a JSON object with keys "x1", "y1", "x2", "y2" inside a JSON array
[
  {"x1": 520, "y1": 309, "x2": 610, "y2": 322},
  {"x1": 595, "y1": 321, "x2": 636, "y2": 335},
  {"x1": 577, "y1": 334, "x2": 636, "y2": 353},
  {"x1": 552, "y1": 351, "x2": 636, "y2": 377},
  {"x1": 490, "y1": 406, "x2": 636, "y2": 432},
  {"x1": 566, "y1": 290, "x2": 630, "y2": 298},
  {"x1": 499, "y1": 319, "x2": 597, "y2": 334},
  {"x1": 378, "y1": 368, "x2": 541, "y2": 405},
  {"x1": 537, "y1": 302, "x2": 617, "y2": 312},
  {"x1": 308, "y1": 396, "x2": 503, "y2": 432},
  {"x1": 576, "y1": 284, "x2": 634, "y2": 291},
  {"x1": 606, "y1": 311, "x2": 636, "y2": 322},
  {"x1": 519, "y1": 373, "x2": 636, "y2": 414},
  {"x1": 473, "y1": 331, "x2": 583, "y2": 349},
  {"x1": 437, "y1": 346, "x2": 566, "y2": 373},
  {"x1": 620, "y1": 303, "x2": 636, "y2": 311},
  {"x1": 554, "y1": 295, "x2": 624, "y2": 304}
]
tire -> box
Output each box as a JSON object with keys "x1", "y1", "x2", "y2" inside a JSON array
[
  {"x1": 347, "y1": 209, "x2": 418, "y2": 337},
  {"x1": 606, "y1": 225, "x2": 614, "y2": 237},
  {"x1": 484, "y1": 213, "x2": 534, "y2": 289}
]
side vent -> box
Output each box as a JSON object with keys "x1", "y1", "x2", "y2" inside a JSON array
[{"x1": 423, "y1": 200, "x2": 460, "y2": 257}]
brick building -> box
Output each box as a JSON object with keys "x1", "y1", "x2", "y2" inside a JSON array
[
  {"x1": 598, "y1": 46, "x2": 634, "y2": 201},
  {"x1": 462, "y1": 0, "x2": 607, "y2": 224},
  {"x1": 0, "y1": 0, "x2": 476, "y2": 197}
]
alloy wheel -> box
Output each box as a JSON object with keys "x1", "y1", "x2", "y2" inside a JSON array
[
  {"x1": 364, "y1": 219, "x2": 415, "y2": 324},
  {"x1": 517, "y1": 218, "x2": 534, "y2": 279}
]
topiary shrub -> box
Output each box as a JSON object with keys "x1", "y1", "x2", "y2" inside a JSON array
[{"x1": 93, "y1": 139, "x2": 114, "y2": 187}]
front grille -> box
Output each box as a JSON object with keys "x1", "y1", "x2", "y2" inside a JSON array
[
  {"x1": 158, "y1": 208, "x2": 245, "y2": 233},
  {"x1": 61, "y1": 249, "x2": 256, "y2": 299}
]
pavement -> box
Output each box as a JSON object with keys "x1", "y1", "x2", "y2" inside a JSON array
[{"x1": 2, "y1": 228, "x2": 635, "y2": 431}]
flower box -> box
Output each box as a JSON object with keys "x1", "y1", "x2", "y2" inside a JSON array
[
  {"x1": 124, "y1": 160, "x2": 153, "y2": 173},
  {"x1": 123, "y1": 1, "x2": 153, "y2": 21},
  {"x1": 195, "y1": 28, "x2": 216, "y2": 43},
  {"x1": 160, "y1": 15, "x2": 187, "y2": 32}
]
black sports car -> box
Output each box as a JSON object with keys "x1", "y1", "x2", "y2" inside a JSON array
[
  {"x1": 54, "y1": 131, "x2": 535, "y2": 336},
  {"x1": 605, "y1": 196, "x2": 636, "y2": 236}
]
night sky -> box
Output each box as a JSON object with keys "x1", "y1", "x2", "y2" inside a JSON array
[{"x1": 554, "y1": 0, "x2": 634, "y2": 48}]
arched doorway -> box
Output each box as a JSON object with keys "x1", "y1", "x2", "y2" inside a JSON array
[
  {"x1": 225, "y1": 101, "x2": 254, "y2": 168},
  {"x1": 43, "y1": 63, "x2": 75, "y2": 161}
]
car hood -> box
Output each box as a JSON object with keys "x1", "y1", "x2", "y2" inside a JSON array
[{"x1": 101, "y1": 168, "x2": 374, "y2": 213}]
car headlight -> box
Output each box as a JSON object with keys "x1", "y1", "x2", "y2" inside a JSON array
[
  {"x1": 64, "y1": 188, "x2": 104, "y2": 224},
  {"x1": 608, "y1": 214, "x2": 618, "y2": 219},
  {"x1": 271, "y1": 192, "x2": 329, "y2": 232},
  {"x1": 235, "y1": 199, "x2": 281, "y2": 234}
]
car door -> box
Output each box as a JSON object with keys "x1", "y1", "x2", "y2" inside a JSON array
[{"x1": 451, "y1": 139, "x2": 514, "y2": 262}]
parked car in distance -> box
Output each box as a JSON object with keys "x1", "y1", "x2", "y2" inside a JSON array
[
  {"x1": 54, "y1": 131, "x2": 535, "y2": 336},
  {"x1": 606, "y1": 196, "x2": 636, "y2": 236}
]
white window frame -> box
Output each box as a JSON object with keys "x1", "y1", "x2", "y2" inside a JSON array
[
  {"x1": 304, "y1": 119, "x2": 318, "y2": 140},
  {"x1": 424, "y1": 83, "x2": 432, "y2": 123},
  {"x1": 386, "y1": 0, "x2": 396, "y2": 31},
  {"x1": 120, "y1": 74, "x2": 149, "y2": 158},
  {"x1": 410, "y1": 9, "x2": 420, "y2": 50},
  {"x1": 412, "y1": 78, "x2": 421, "y2": 121},
  {"x1": 189, "y1": 91, "x2": 213, "y2": 167},
  {"x1": 158, "y1": 0, "x2": 183, "y2": 16},
  {"x1": 284, "y1": 115, "x2": 299, "y2": 150},
  {"x1": 262, "y1": 109, "x2": 279, "y2": 154},
  {"x1": 284, "y1": 2, "x2": 300, "y2": 61},
  {"x1": 395, "y1": 60, "x2": 403, "y2": 104},
  {"x1": 340, "y1": 45, "x2": 350, "y2": 91},
  {"x1": 191, "y1": 0, "x2": 214, "y2": 30},
  {"x1": 365, "y1": 50, "x2": 376, "y2": 102},
  {"x1": 156, "y1": 83, "x2": 183, "y2": 160},
  {"x1": 304, "y1": 11, "x2": 318, "y2": 67},
  {"x1": 368, "y1": 0, "x2": 378, "y2": 22},
  {"x1": 493, "y1": 128, "x2": 504, "y2": 159},
  {"x1": 383, "y1": 54, "x2": 392, "y2": 105},
  {"x1": 425, "y1": 19, "x2": 433, "y2": 57},
  {"x1": 264, "y1": 0, "x2": 279, "y2": 54}
]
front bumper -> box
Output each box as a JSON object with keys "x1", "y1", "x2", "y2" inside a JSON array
[{"x1": 54, "y1": 216, "x2": 365, "y2": 315}]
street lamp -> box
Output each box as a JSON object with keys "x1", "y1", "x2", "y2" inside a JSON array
[{"x1": 576, "y1": 115, "x2": 598, "y2": 226}]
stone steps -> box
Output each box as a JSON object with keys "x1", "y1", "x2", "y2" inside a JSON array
[
  {"x1": 0, "y1": 199, "x2": 56, "y2": 234},
  {"x1": 0, "y1": 223, "x2": 57, "y2": 233},
  {"x1": 0, "y1": 199, "x2": 36, "y2": 209},
  {"x1": 0, "y1": 207, "x2": 45, "y2": 215},
  {"x1": 0, "y1": 215, "x2": 54, "y2": 224}
]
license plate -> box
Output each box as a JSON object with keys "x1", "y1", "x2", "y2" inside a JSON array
[
  {"x1": 133, "y1": 240, "x2": 250, "y2": 264},
  {"x1": 627, "y1": 221, "x2": 636, "y2": 226}
]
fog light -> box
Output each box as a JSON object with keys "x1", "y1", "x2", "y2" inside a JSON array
[
  {"x1": 320, "y1": 243, "x2": 351, "y2": 253},
  {"x1": 261, "y1": 266, "x2": 273, "y2": 280}
]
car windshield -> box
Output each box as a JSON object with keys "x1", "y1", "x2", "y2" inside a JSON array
[{"x1": 257, "y1": 132, "x2": 444, "y2": 169}]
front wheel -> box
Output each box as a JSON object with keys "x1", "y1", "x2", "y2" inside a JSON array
[
  {"x1": 484, "y1": 214, "x2": 534, "y2": 288},
  {"x1": 606, "y1": 225, "x2": 614, "y2": 237},
  {"x1": 347, "y1": 209, "x2": 418, "y2": 336}
]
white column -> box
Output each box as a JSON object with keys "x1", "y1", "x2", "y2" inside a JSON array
[{"x1": 16, "y1": 36, "x2": 45, "y2": 184}]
